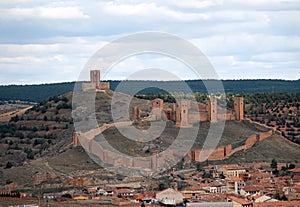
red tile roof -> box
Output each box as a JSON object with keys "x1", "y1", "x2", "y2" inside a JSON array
[
  {"x1": 289, "y1": 168, "x2": 300, "y2": 173},
  {"x1": 243, "y1": 185, "x2": 262, "y2": 192},
  {"x1": 254, "y1": 201, "x2": 300, "y2": 206},
  {"x1": 228, "y1": 195, "x2": 252, "y2": 205}
]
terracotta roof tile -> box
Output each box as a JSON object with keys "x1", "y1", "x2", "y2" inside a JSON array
[{"x1": 228, "y1": 195, "x2": 252, "y2": 205}]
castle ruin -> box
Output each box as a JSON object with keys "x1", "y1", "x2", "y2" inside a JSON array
[
  {"x1": 82, "y1": 70, "x2": 110, "y2": 91},
  {"x1": 133, "y1": 96, "x2": 244, "y2": 127},
  {"x1": 234, "y1": 97, "x2": 244, "y2": 121}
]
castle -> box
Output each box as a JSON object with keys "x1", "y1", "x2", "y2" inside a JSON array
[
  {"x1": 132, "y1": 96, "x2": 244, "y2": 127},
  {"x1": 75, "y1": 69, "x2": 245, "y2": 145},
  {"x1": 80, "y1": 70, "x2": 244, "y2": 126},
  {"x1": 73, "y1": 70, "x2": 247, "y2": 167},
  {"x1": 82, "y1": 70, "x2": 110, "y2": 91}
]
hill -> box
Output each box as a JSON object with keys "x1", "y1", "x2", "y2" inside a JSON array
[
  {"x1": 0, "y1": 92, "x2": 74, "y2": 170},
  {"x1": 0, "y1": 90, "x2": 299, "y2": 190},
  {"x1": 101, "y1": 120, "x2": 268, "y2": 157},
  {"x1": 221, "y1": 134, "x2": 300, "y2": 163},
  {"x1": 1, "y1": 79, "x2": 299, "y2": 102},
  {"x1": 110, "y1": 79, "x2": 300, "y2": 94},
  {"x1": 0, "y1": 82, "x2": 76, "y2": 102}
]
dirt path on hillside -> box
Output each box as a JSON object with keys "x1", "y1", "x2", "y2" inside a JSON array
[{"x1": 0, "y1": 106, "x2": 32, "y2": 122}]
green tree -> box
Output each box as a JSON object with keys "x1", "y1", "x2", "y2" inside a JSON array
[
  {"x1": 24, "y1": 148, "x2": 35, "y2": 159},
  {"x1": 271, "y1": 158, "x2": 277, "y2": 169},
  {"x1": 288, "y1": 163, "x2": 296, "y2": 169},
  {"x1": 281, "y1": 195, "x2": 288, "y2": 201},
  {"x1": 62, "y1": 193, "x2": 72, "y2": 198},
  {"x1": 32, "y1": 126, "x2": 38, "y2": 132},
  {"x1": 274, "y1": 192, "x2": 280, "y2": 200},
  {"x1": 5, "y1": 161, "x2": 13, "y2": 169},
  {"x1": 10, "y1": 115, "x2": 19, "y2": 122},
  {"x1": 158, "y1": 183, "x2": 166, "y2": 191}
]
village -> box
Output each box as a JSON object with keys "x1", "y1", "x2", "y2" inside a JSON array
[{"x1": 2, "y1": 162, "x2": 300, "y2": 207}]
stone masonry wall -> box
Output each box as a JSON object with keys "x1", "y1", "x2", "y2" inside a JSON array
[{"x1": 191, "y1": 129, "x2": 273, "y2": 161}]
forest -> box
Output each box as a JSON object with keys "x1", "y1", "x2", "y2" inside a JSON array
[{"x1": 0, "y1": 79, "x2": 299, "y2": 102}]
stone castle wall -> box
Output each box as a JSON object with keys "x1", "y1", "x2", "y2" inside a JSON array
[
  {"x1": 74, "y1": 121, "x2": 273, "y2": 167},
  {"x1": 199, "y1": 113, "x2": 209, "y2": 121},
  {"x1": 73, "y1": 121, "x2": 133, "y2": 147},
  {"x1": 190, "y1": 129, "x2": 273, "y2": 161},
  {"x1": 99, "y1": 82, "x2": 110, "y2": 90},
  {"x1": 217, "y1": 112, "x2": 235, "y2": 120},
  {"x1": 258, "y1": 130, "x2": 273, "y2": 141},
  {"x1": 189, "y1": 112, "x2": 201, "y2": 124},
  {"x1": 145, "y1": 97, "x2": 245, "y2": 127}
]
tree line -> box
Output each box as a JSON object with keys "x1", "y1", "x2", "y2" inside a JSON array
[{"x1": 1, "y1": 79, "x2": 299, "y2": 102}]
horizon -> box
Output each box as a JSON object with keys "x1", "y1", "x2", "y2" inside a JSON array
[{"x1": 0, "y1": 78, "x2": 299, "y2": 87}]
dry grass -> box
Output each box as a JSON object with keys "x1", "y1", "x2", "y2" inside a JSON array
[
  {"x1": 223, "y1": 134, "x2": 300, "y2": 163},
  {"x1": 101, "y1": 120, "x2": 266, "y2": 157}
]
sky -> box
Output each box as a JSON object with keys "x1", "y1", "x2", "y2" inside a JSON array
[{"x1": 0, "y1": 0, "x2": 300, "y2": 85}]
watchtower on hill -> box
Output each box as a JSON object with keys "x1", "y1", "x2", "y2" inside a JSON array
[
  {"x1": 90, "y1": 70, "x2": 100, "y2": 88},
  {"x1": 82, "y1": 70, "x2": 110, "y2": 91}
]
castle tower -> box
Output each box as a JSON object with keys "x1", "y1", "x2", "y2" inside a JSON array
[
  {"x1": 152, "y1": 98, "x2": 164, "y2": 120},
  {"x1": 90, "y1": 70, "x2": 100, "y2": 89},
  {"x1": 234, "y1": 97, "x2": 244, "y2": 121},
  {"x1": 132, "y1": 106, "x2": 140, "y2": 120},
  {"x1": 73, "y1": 132, "x2": 80, "y2": 147},
  {"x1": 175, "y1": 103, "x2": 181, "y2": 126},
  {"x1": 207, "y1": 97, "x2": 218, "y2": 122},
  {"x1": 170, "y1": 103, "x2": 176, "y2": 121},
  {"x1": 82, "y1": 69, "x2": 110, "y2": 91},
  {"x1": 176, "y1": 100, "x2": 192, "y2": 128}
]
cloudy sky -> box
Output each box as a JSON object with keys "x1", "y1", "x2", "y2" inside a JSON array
[{"x1": 0, "y1": 0, "x2": 300, "y2": 84}]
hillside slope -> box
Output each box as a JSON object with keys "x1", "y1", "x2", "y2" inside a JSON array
[
  {"x1": 102, "y1": 120, "x2": 268, "y2": 157},
  {"x1": 0, "y1": 92, "x2": 74, "y2": 170},
  {"x1": 0, "y1": 90, "x2": 299, "y2": 189},
  {"x1": 223, "y1": 134, "x2": 300, "y2": 163}
]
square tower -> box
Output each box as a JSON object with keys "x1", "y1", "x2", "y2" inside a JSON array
[
  {"x1": 90, "y1": 70, "x2": 100, "y2": 88},
  {"x1": 152, "y1": 98, "x2": 164, "y2": 120},
  {"x1": 176, "y1": 100, "x2": 192, "y2": 128},
  {"x1": 73, "y1": 132, "x2": 80, "y2": 147},
  {"x1": 206, "y1": 97, "x2": 218, "y2": 122},
  {"x1": 234, "y1": 97, "x2": 244, "y2": 121},
  {"x1": 132, "y1": 106, "x2": 140, "y2": 120}
]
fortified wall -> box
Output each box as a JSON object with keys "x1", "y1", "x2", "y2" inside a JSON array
[
  {"x1": 189, "y1": 129, "x2": 274, "y2": 162},
  {"x1": 74, "y1": 70, "x2": 267, "y2": 167},
  {"x1": 73, "y1": 127, "x2": 274, "y2": 170}
]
